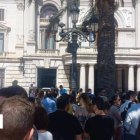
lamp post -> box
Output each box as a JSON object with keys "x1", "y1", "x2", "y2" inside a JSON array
[{"x1": 50, "y1": 1, "x2": 98, "y2": 93}]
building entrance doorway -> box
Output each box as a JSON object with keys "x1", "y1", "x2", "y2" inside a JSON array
[{"x1": 37, "y1": 68, "x2": 56, "y2": 88}]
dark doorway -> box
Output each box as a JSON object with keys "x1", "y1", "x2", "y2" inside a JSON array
[{"x1": 37, "y1": 68, "x2": 56, "y2": 88}]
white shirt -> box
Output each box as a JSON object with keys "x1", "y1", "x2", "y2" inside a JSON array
[
  {"x1": 124, "y1": 103, "x2": 140, "y2": 135},
  {"x1": 38, "y1": 131, "x2": 53, "y2": 140}
]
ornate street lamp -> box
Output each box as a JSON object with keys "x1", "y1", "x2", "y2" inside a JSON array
[{"x1": 50, "y1": 1, "x2": 98, "y2": 92}]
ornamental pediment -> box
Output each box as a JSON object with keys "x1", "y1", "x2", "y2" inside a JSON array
[{"x1": 0, "y1": 23, "x2": 11, "y2": 32}]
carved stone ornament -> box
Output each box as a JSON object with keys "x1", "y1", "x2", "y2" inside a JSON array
[
  {"x1": 120, "y1": 8, "x2": 133, "y2": 27},
  {"x1": 28, "y1": 30, "x2": 35, "y2": 41},
  {"x1": 16, "y1": 0, "x2": 25, "y2": 11},
  {"x1": 77, "y1": 7, "x2": 90, "y2": 25}
]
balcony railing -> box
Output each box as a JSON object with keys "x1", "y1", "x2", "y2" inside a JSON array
[
  {"x1": 35, "y1": 47, "x2": 140, "y2": 56},
  {"x1": 40, "y1": 18, "x2": 50, "y2": 26},
  {"x1": 77, "y1": 47, "x2": 140, "y2": 56},
  {"x1": 36, "y1": 49, "x2": 60, "y2": 56}
]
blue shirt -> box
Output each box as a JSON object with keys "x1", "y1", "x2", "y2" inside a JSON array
[
  {"x1": 42, "y1": 97, "x2": 57, "y2": 114},
  {"x1": 60, "y1": 88, "x2": 67, "y2": 95}
]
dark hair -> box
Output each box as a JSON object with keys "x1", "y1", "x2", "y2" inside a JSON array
[
  {"x1": 104, "y1": 101, "x2": 111, "y2": 110},
  {"x1": 110, "y1": 94, "x2": 119, "y2": 105},
  {"x1": 34, "y1": 106, "x2": 48, "y2": 130},
  {"x1": 92, "y1": 96, "x2": 105, "y2": 110},
  {"x1": 57, "y1": 94, "x2": 70, "y2": 109},
  {"x1": 79, "y1": 93, "x2": 91, "y2": 106},
  {"x1": 78, "y1": 88, "x2": 83, "y2": 92},
  {"x1": 0, "y1": 96, "x2": 35, "y2": 140},
  {"x1": 28, "y1": 97, "x2": 35, "y2": 104},
  {"x1": 125, "y1": 90, "x2": 135, "y2": 100},
  {"x1": 0, "y1": 85, "x2": 28, "y2": 99},
  {"x1": 59, "y1": 85, "x2": 63, "y2": 88},
  {"x1": 38, "y1": 90, "x2": 44, "y2": 98}
]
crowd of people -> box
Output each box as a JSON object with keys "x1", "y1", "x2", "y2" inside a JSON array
[{"x1": 0, "y1": 83, "x2": 140, "y2": 140}]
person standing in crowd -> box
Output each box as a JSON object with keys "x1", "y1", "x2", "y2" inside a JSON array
[
  {"x1": 34, "y1": 106, "x2": 53, "y2": 140},
  {"x1": 0, "y1": 85, "x2": 28, "y2": 99},
  {"x1": 124, "y1": 92, "x2": 140, "y2": 140},
  {"x1": 42, "y1": 91, "x2": 57, "y2": 114},
  {"x1": 120, "y1": 90, "x2": 136, "y2": 114},
  {"x1": 29, "y1": 83, "x2": 37, "y2": 98},
  {"x1": 48, "y1": 94, "x2": 83, "y2": 140},
  {"x1": 84, "y1": 96, "x2": 114, "y2": 140},
  {"x1": 76, "y1": 88, "x2": 83, "y2": 103},
  {"x1": 0, "y1": 96, "x2": 35, "y2": 140},
  {"x1": 86, "y1": 88, "x2": 94, "y2": 97},
  {"x1": 35, "y1": 90, "x2": 45, "y2": 106},
  {"x1": 75, "y1": 93, "x2": 92, "y2": 128},
  {"x1": 109, "y1": 94, "x2": 122, "y2": 140},
  {"x1": 59, "y1": 85, "x2": 67, "y2": 95},
  {"x1": 12, "y1": 80, "x2": 18, "y2": 86}
]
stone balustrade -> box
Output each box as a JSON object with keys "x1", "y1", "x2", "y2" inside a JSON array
[
  {"x1": 40, "y1": 18, "x2": 50, "y2": 26},
  {"x1": 36, "y1": 49, "x2": 60, "y2": 56},
  {"x1": 1, "y1": 47, "x2": 140, "y2": 58}
]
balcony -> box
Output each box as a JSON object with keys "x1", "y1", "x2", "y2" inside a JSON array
[
  {"x1": 77, "y1": 47, "x2": 140, "y2": 56},
  {"x1": 63, "y1": 47, "x2": 140, "y2": 65},
  {"x1": 36, "y1": 49, "x2": 60, "y2": 57},
  {"x1": 40, "y1": 18, "x2": 50, "y2": 26}
]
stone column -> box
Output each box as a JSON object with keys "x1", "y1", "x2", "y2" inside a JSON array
[
  {"x1": 28, "y1": 0, "x2": 35, "y2": 42},
  {"x1": 16, "y1": 1, "x2": 24, "y2": 46},
  {"x1": 128, "y1": 65, "x2": 134, "y2": 91},
  {"x1": 15, "y1": 1, "x2": 24, "y2": 56},
  {"x1": 80, "y1": 64, "x2": 86, "y2": 92},
  {"x1": 137, "y1": 65, "x2": 140, "y2": 91},
  {"x1": 88, "y1": 64, "x2": 94, "y2": 93},
  {"x1": 41, "y1": 29, "x2": 46, "y2": 49},
  {"x1": 136, "y1": 0, "x2": 140, "y2": 48},
  {"x1": 26, "y1": 0, "x2": 36, "y2": 54}
]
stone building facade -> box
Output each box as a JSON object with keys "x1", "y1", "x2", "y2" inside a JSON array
[{"x1": 0, "y1": 0, "x2": 140, "y2": 93}]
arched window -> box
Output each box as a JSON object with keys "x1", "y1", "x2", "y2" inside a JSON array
[
  {"x1": 40, "y1": 4, "x2": 58, "y2": 50},
  {"x1": 40, "y1": 4, "x2": 58, "y2": 19}
]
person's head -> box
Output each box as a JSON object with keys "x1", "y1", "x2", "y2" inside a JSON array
[
  {"x1": 0, "y1": 85, "x2": 28, "y2": 99},
  {"x1": 78, "y1": 88, "x2": 83, "y2": 93},
  {"x1": 34, "y1": 106, "x2": 48, "y2": 131},
  {"x1": 38, "y1": 90, "x2": 44, "y2": 99},
  {"x1": 125, "y1": 90, "x2": 136, "y2": 101},
  {"x1": 0, "y1": 96, "x2": 35, "y2": 140},
  {"x1": 12, "y1": 80, "x2": 18, "y2": 86},
  {"x1": 104, "y1": 101, "x2": 111, "y2": 114},
  {"x1": 30, "y1": 83, "x2": 33, "y2": 87},
  {"x1": 56, "y1": 94, "x2": 70, "y2": 111},
  {"x1": 59, "y1": 85, "x2": 63, "y2": 90},
  {"x1": 110, "y1": 94, "x2": 121, "y2": 106},
  {"x1": 78, "y1": 93, "x2": 91, "y2": 107},
  {"x1": 91, "y1": 96, "x2": 105, "y2": 114},
  {"x1": 98, "y1": 88, "x2": 107, "y2": 96},
  {"x1": 86, "y1": 88, "x2": 92, "y2": 94}
]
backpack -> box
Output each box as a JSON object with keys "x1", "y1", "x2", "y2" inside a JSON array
[{"x1": 121, "y1": 102, "x2": 133, "y2": 122}]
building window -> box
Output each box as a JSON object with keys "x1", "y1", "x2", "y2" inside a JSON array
[
  {"x1": 0, "y1": 9, "x2": 4, "y2": 21},
  {"x1": 40, "y1": 4, "x2": 58, "y2": 50},
  {"x1": 0, "y1": 33, "x2": 4, "y2": 53},
  {"x1": 45, "y1": 32, "x2": 55, "y2": 49}
]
